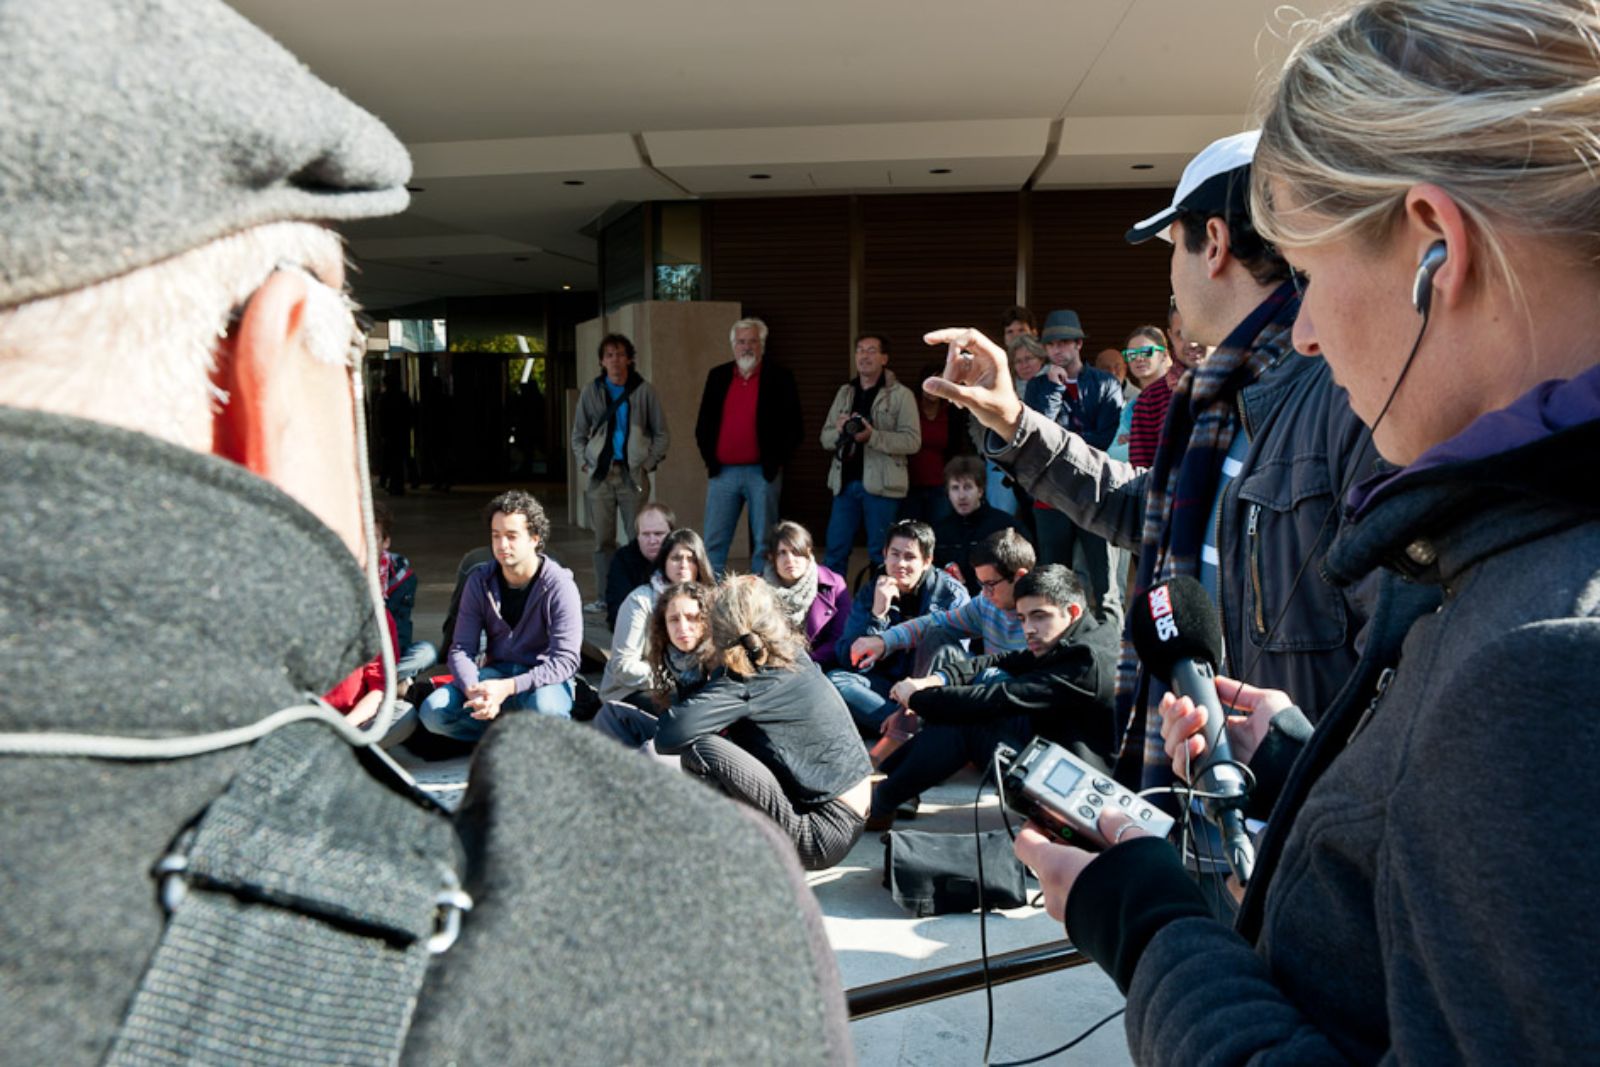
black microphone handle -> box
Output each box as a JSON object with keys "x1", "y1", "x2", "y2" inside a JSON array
[
  {"x1": 1168, "y1": 658, "x2": 1256, "y2": 886},
  {"x1": 1167, "y1": 659, "x2": 1244, "y2": 799},
  {"x1": 1216, "y1": 808, "x2": 1256, "y2": 886}
]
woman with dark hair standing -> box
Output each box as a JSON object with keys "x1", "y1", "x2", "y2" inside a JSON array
[
  {"x1": 763, "y1": 520, "x2": 852, "y2": 669},
  {"x1": 599, "y1": 527, "x2": 712, "y2": 705},
  {"x1": 655, "y1": 578, "x2": 872, "y2": 870},
  {"x1": 983, "y1": 1, "x2": 1600, "y2": 1061}
]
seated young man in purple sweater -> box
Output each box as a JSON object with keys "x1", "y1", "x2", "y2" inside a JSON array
[{"x1": 419, "y1": 490, "x2": 583, "y2": 742}]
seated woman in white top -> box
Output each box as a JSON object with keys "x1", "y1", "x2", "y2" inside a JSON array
[{"x1": 600, "y1": 527, "x2": 713, "y2": 704}]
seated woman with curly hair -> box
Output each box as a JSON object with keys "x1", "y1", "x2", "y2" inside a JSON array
[
  {"x1": 655, "y1": 577, "x2": 872, "y2": 870},
  {"x1": 591, "y1": 581, "x2": 712, "y2": 758}
]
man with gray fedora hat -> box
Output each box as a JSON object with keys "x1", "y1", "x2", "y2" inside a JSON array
[
  {"x1": 0, "y1": 1, "x2": 851, "y2": 1063},
  {"x1": 1028, "y1": 307, "x2": 1126, "y2": 619}
]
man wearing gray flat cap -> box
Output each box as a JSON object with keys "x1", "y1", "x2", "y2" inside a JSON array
[{"x1": 0, "y1": 2, "x2": 852, "y2": 1065}]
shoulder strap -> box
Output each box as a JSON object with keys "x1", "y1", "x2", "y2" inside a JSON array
[{"x1": 107, "y1": 725, "x2": 464, "y2": 1066}]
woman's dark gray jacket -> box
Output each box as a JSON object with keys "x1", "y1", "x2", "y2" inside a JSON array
[{"x1": 1066, "y1": 405, "x2": 1600, "y2": 1064}]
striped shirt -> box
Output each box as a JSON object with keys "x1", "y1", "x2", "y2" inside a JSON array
[
  {"x1": 1127, "y1": 373, "x2": 1177, "y2": 469},
  {"x1": 879, "y1": 593, "x2": 1027, "y2": 656}
]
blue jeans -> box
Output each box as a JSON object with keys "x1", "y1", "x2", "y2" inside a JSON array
[
  {"x1": 823, "y1": 480, "x2": 901, "y2": 574},
  {"x1": 704, "y1": 464, "x2": 781, "y2": 576},
  {"x1": 419, "y1": 662, "x2": 574, "y2": 741},
  {"x1": 828, "y1": 668, "x2": 898, "y2": 737},
  {"x1": 396, "y1": 640, "x2": 437, "y2": 680}
]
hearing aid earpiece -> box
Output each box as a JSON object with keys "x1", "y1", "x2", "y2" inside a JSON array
[{"x1": 1411, "y1": 241, "x2": 1449, "y2": 317}]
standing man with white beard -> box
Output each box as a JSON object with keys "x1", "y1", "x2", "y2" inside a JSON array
[{"x1": 694, "y1": 317, "x2": 804, "y2": 574}]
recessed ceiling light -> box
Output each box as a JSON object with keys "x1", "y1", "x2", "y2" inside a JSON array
[
  {"x1": 1130, "y1": 163, "x2": 1155, "y2": 171},
  {"x1": 561, "y1": 284, "x2": 572, "y2": 291},
  {"x1": 748, "y1": 173, "x2": 772, "y2": 180},
  {"x1": 563, "y1": 179, "x2": 585, "y2": 186},
  {"x1": 929, "y1": 167, "x2": 952, "y2": 175},
  {"x1": 405, "y1": 185, "x2": 426, "y2": 193}
]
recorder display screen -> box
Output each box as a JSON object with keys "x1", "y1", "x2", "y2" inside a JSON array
[{"x1": 1043, "y1": 759, "x2": 1086, "y2": 797}]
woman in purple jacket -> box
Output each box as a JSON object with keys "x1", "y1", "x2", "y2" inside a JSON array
[{"x1": 762, "y1": 520, "x2": 851, "y2": 669}]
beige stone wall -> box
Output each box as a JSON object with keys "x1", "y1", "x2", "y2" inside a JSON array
[{"x1": 570, "y1": 301, "x2": 742, "y2": 538}]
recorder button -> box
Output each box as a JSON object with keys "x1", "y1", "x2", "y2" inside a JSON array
[
  {"x1": 1078, "y1": 806, "x2": 1096, "y2": 821},
  {"x1": 1118, "y1": 794, "x2": 1133, "y2": 808},
  {"x1": 1087, "y1": 793, "x2": 1103, "y2": 807},
  {"x1": 1092, "y1": 778, "x2": 1114, "y2": 795}
]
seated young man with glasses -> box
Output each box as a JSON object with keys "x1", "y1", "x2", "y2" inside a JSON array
[{"x1": 862, "y1": 565, "x2": 1119, "y2": 833}]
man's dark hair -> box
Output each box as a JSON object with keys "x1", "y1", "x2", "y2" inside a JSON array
[
  {"x1": 1176, "y1": 208, "x2": 1290, "y2": 286},
  {"x1": 884, "y1": 518, "x2": 935, "y2": 561},
  {"x1": 1002, "y1": 305, "x2": 1037, "y2": 333},
  {"x1": 598, "y1": 332, "x2": 637, "y2": 364},
  {"x1": 484, "y1": 489, "x2": 550, "y2": 544},
  {"x1": 970, "y1": 527, "x2": 1034, "y2": 578},
  {"x1": 1013, "y1": 564, "x2": 1087, "y2": 615},
  {"x1": 854, "y1": 333, "x2": 890, "y2": 355},
  {"x1": 943, "y1": 454, "x2": 985, "y2": 487}
]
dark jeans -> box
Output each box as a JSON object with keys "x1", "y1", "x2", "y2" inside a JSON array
[
  {"x1": 870, "y1": 677, "x2": 1031, "y2": 820},
  {"x1": 681, "y1": 734, "x2": 864, "y2": 871}
]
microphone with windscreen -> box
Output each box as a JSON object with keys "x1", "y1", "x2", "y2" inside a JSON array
[{"x1": 1129, "y1": 575, "x2": 1255, "y2": 884}]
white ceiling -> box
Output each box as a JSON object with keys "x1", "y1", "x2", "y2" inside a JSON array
[{"x1": 228, "y1": 0, "x2": 1336, "y2": 310}]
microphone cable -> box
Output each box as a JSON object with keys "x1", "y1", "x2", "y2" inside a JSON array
[{"x1": 970, "y1": 748, "x2": 1130, "y2": 1066}]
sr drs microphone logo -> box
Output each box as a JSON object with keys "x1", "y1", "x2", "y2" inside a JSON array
[{"x1": 1149, "y1": 584, "x2": 1179, "y2": 641}]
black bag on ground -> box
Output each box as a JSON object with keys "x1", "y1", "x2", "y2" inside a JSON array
[{"x1": 883, "y1": 828, "x2": 1029, "y2": 917}]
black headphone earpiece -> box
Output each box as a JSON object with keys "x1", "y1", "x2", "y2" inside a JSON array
[{"x1": 1411, "y1": 241, "x2": 1449, "y2": 317}]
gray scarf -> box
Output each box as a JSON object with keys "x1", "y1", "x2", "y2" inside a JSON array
[{"x1": 764, "y1": 558, "x2": 819, "y2": 626}]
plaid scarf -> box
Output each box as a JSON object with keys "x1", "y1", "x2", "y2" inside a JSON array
[{"x1": 1113, "y1": 281, "x2": 1301, "y2": 786}]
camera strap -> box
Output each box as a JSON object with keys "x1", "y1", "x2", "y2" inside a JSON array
[{"x1": 106, "y1": 726, "x2": 466, "y2": 1066}]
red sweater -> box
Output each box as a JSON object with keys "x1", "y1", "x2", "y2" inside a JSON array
[
  {"x1": 909, "y1": 406, "x2": 951, "y2": 488},
  {"x1": 715, "y1": 365, "x2": 762, "y2": 466}
]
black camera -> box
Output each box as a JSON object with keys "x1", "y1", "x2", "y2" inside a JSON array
[
  {"x1": 836, "y1": 414, "x2": 868, "y2": 460},
  {"x1": 995, "y1": 737, "x2": 1174, "y2": 849}
]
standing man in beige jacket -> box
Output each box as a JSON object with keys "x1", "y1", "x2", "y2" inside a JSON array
[{"x1": 820, "y1": 334, "x2": 921, "y2": 575}]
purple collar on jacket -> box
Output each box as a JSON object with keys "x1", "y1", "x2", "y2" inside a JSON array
[{"x1": 1349, "y1": 363, "x2": 1600, "y2": 520}]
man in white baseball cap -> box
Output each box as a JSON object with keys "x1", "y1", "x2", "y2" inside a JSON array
[{"x1": 925, "y1": 130, "x2": 1382, "y2": 912}]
